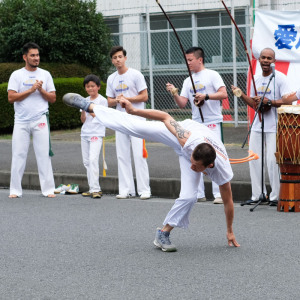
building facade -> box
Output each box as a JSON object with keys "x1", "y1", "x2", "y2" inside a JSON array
[{"x1": 97, "y1": 0, "x2": 300, "y2": 123}]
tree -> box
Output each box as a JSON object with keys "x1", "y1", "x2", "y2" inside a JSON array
[{"x1": 0, "y1": 0, "x2": 112, "y2": 77}]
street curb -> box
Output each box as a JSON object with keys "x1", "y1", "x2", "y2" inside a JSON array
[{"x1": 0, "y1": 171, "x2": 253, "y2": 201}]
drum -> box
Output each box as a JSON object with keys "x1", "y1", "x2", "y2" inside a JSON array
[{"x1": 276, "y1": 105, "x2": 300, "y2": 212}]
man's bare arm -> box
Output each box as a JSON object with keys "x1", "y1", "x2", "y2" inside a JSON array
[
  {"x1": 231, "y1": 85, "x2": 255, "y2": 109},
  {"x1": 219, "y1": 182, "x2": 240, "y2": 247},
  {"x1": 166, "y1": 82, "x2": 188, "y2": 108},
  {"x1": 119, "y1": 98, "x2": 190, "y2": 146},
  {"x1": 125, "y1": 88, "x2": 148, "y2": 103},
  {"x1": 8, "y1": 80, "x2": 56, "y2": 104},
  {"x1": 108, "y1": 89, "x2": 148, "y2": 107}
]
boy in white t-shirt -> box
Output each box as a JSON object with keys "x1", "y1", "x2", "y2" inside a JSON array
[{"x1": 80, "y1": 74, "x2": 108, "y2": 198}]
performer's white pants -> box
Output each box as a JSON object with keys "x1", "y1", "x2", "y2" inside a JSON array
[
  {"x1": 249, "y1": 131, "x2": 280, "y2": 201},
  {"x1": 116, "y1": 131, "x2": 150, "y2": 196},
  {"x1": 10, "y1": 115, "x2": 55, "y2": 197},
  {"x1": 93, "y1": 106, "x2": 200, "y2": 228},
  {"x1": 163, "y1": 155, "x2": 200, "y2": 228},
  {"x1": 81, "y1": 136, "x2": 102, "y2": 193},
  {"x1": 197, "y1": 123, "x2": 221, "y2": 199}
]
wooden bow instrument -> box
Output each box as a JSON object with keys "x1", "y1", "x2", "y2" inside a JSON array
[{"x1": 155, "y1": 0, "x2": 204, "y2": 122}]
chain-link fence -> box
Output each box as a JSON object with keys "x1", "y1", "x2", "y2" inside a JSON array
[{"x1": 109, "y1": 8, "x2": 252, "y2": 125}]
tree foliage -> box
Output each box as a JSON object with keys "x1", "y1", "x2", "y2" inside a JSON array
[{"x1": 0, "y1": 0, "x2": 112, "y2": 77}]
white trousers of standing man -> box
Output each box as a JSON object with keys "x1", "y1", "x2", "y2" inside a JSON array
[
  {"x1": 81, "y1": 136, "x2": 102, "y2": 193},
  {"x1": 10, "y1": 115, "x2": 55, "y2": 197},
  {"x1": 249, "y1": 130, "x2": 280, "y2": 201},
  {"x1": 116, "y1": 130, "x2": 150, "y2": 196}
]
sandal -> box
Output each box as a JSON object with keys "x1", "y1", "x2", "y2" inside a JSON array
[
  {"x1": 82, "y1": 191, "x2": 91, "y2": 197},
  {"x1": 91, "y1": 192, "x2": 102, "y2": 199}
]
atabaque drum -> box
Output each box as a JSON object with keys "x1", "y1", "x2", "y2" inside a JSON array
[{"x1": 276, "y1": 105, "x2": 300, "y2": 212}]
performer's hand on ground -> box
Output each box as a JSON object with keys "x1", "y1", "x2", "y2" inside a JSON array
[
  {"x1": 227, "y1": 232, "x2": 240, "y2": 247},
  {"x1": 283, "y1": 91, "x2": 297, "y2": 104}
]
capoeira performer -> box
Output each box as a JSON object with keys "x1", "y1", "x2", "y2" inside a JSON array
[
  {"x1": 63, "y1": 93, "x2": 240, "y2": 252},
  {"x1": 7, "y1": 42, "x2": 56, "y2": 198}
]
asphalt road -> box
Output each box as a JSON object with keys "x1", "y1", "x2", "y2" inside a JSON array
[{"x1": 0, "y1": 189, "x2": 299, "y2": 299}]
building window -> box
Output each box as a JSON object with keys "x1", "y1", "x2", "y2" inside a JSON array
[
  {"x1": 105, "y1": 18, "x2": 120, "y2": 46},
  {"x1": 150, "y1": 9, "x2": 247, "y2": 66},
  {"x1": 150, "y1": 14, "x2": 192, "y2": 65}
]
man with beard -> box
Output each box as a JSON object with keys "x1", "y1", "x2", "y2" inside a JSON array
[
  {"x1": 7, "y1": 42, "x2": 56, "y2": 198},
  {"x1": 232, "y1": 48, "x2": 292, "y2": 206}
]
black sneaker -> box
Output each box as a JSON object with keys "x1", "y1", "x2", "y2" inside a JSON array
[
  {"x1": 269, "y1": 200, "x2": 278, "y2": 207},
  {"x1": 63, "y1": 93, "x2": 90, "y2": 112}
]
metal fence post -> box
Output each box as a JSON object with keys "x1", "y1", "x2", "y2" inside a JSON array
[{"x1": 146, "y1": 5, "x2": 154, "y2": 109}]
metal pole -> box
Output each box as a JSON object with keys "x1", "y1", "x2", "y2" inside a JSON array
[
  {"x1": 231, "y1": 0, "x2": 238, "y2": 127},
  {"x1": 146, "y1": 5, "x2": 155, "y2": 109}
]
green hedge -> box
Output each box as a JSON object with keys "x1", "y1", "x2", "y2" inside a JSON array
[
  {"x1": 0, "y1": 78, "x2": 107, "y2": 133},
  {"x1": 0, "y1": 63, "x2": 95, "y2": 83}
]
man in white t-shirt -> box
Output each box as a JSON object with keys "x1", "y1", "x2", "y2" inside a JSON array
[
  {"x1": 7, "y1": 42, "x2": 56, "y2": 198},
  {"x1": 166, "y1": 47, "x2": 227, "y2": 204},
  {"x1": 232, "y1": 48, "x2": 292, "y2": 206},
  {"x1": 62, "y1": 93, "x2": 240, "y2": 252},
  {"x1": 106, "y1": 46, "x2": 151, "y2": 200}
]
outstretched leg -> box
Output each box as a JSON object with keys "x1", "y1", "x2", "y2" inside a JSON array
[{"x1": 63, "y1": 93, "x2": 181, "y2": 152}]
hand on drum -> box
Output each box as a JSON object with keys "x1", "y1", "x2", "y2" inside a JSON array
[{"x1": 283, "y1": 91, "x2": 297, "y2": 104}]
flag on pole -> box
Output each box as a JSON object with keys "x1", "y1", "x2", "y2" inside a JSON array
[{"x1": 248, "y1": 9, "x2": 300, "y2": 123}]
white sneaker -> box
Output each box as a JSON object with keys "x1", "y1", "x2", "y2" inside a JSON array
[
  {"x1": 197, "y1": 197, "x2": 207, "y2": 202},
  {"x1": 213, "y1": 197, "x2": 223, "y2": 204},
  {"x1": 116, "y1": 194, "x2": 135, "y2": 199},
  {"x1": 140, "y1": 192, "x2": 151, "y2": 200},
  {"x1": 66, "y1": 183, "x2": 79, "y2": 194},
  {"x1": 54, "y1": 184, "x2": 69, "y2": 194}
]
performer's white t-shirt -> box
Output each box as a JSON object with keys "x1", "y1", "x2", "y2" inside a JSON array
[
  {"x1": 106, "y1": 68, "x2": 147, "y2": 112},
  {"x1": 250, "y1": 70, "x2": 291, "y2": 132},
  {"x1": 180, "y1": 69, "x2": 225, "y2": 125},
  {"x1": 7, "y1": 67, "x2": 56, "y2": 123},
  {"x1": 180, "y1": 119, "x2": 233, "y2": 186},
  {"x1": 81, "y1": 94, "x2": 107, "y2": 138}
]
